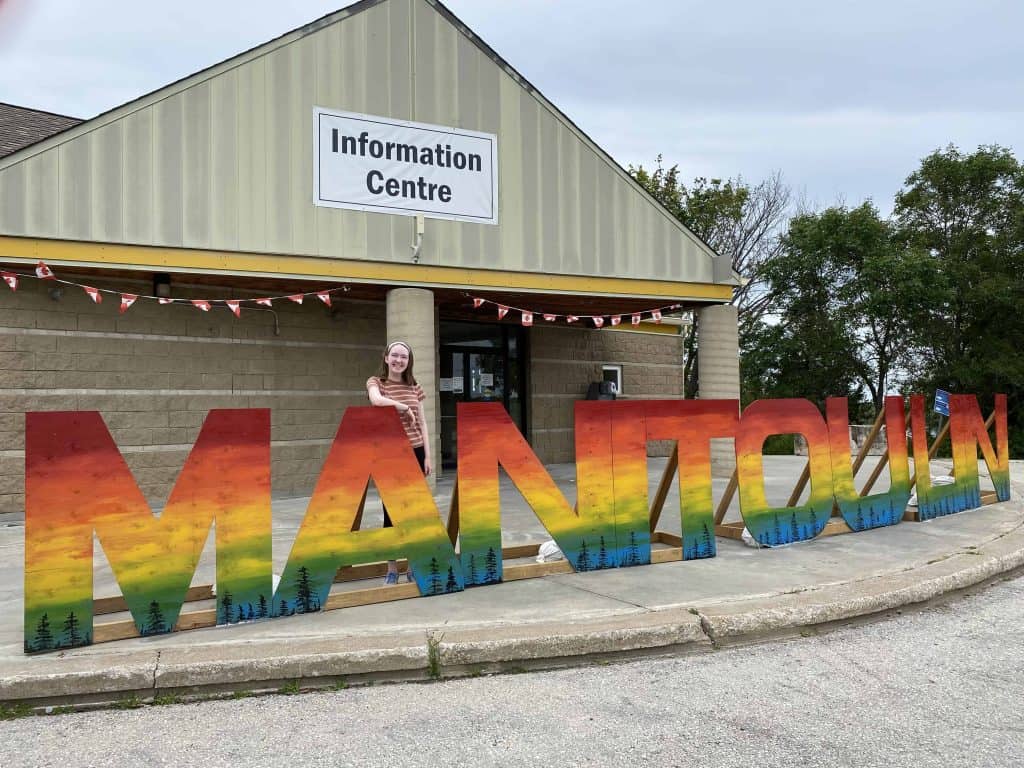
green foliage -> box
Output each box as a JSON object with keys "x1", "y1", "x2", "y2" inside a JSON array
[
  {"x1": 278, "y1": 680, "x2": 301, "y2": 695},
  {"x1": 0, "y1": 702, "x2": 34, "y2": 720},
  {"x1": 112, "y1": 695, "x2": 143, "y2": 710},
  {"x1": 894, "y1": 144, "x2": 1024, "y2": 452},
  {"x1": 152, "y1": 693, "x2": 181, "y2": 706}
]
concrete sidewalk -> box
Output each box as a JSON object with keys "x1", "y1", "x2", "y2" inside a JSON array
[{"x1": 2, "y1": 456, "x2": 1023, "y2": 708}]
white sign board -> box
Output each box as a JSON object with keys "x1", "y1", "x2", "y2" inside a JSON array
[{"x1": 314, "y1": 107, "x2": 498, "y2": 224}]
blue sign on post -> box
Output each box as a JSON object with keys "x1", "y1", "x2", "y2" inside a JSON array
[{"x1": 934, "y1": 389, "x2": 950, "y2": 417}]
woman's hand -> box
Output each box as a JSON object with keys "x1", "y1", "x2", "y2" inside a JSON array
[
  {"x1": 398, "y1": 402, "x2": 415, "y2": 424},
  {"x1": 423, "y1": 455, "x2": 432, "y2": 477}
]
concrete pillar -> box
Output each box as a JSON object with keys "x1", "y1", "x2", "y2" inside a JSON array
[
  {"x1": 386, "y1": 287, "x2": 439, "y2": 487},
  {"x1": 698, "y1": 303, "x2": 741, "y2": 476}
]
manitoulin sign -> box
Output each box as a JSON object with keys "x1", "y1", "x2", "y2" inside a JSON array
[{"x1": 23, "y1": 393, "x2": 1008, "y2": 653}]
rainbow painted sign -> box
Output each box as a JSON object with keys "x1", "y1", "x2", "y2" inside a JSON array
[{"x1": 23, "y1": 394, "x2": 1008, "y2": 653}]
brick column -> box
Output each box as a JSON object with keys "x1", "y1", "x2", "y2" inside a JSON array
[
  {"x1": 386, "y1": 288, "x2": 439, "y2": 486},
  {"x1": 698, "y1": 303, "x2": 740, "y2": 476}
]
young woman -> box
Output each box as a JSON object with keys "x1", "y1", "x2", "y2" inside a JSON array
[{"x1": 366, "y1": 340, "x2": 432, "y2": 584}]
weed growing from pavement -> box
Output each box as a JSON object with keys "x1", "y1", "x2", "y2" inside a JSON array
[
  {"x1": 0, "y1": 702, "x2": 33, "y2": 720},
  {"x1": 426, "y1": 631, "x2": 444, "y2": 679},
  {"x1": 330, "y1": 680, "x2": 349, "y2": 691},
  {"x1": 152, "y1": 693, "x2": 181, "y2": 706},
  {"x1": 112, "y1": 695, "x2": 143, "y2": 710},
  {"x1": 230, "y1": 690, "x2": 253, "y2": 700},
  {"x1": 279, "y1": 680, "x2": 301, "y2": 695}
]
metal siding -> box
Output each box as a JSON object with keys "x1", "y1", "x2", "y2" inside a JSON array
[
  {"x1": 91, "y1": 122, "x2": 124, "y2": 243},
  {"x1": 26, "y1": 151, "x2": 59, "y2": 237},
  {"x1": 0, "y1": 0, "x2": 722, "y2": 289},
  {"x1": 210, "y1": 71, "x2": 239, "y2": 250},
  {"x1": 182, "y1": 81, "x2": 212, "y2": 248},
  {"x1": 236, "y1": 56, "x2": 268, "y2": 252},
  {"x1": 122, "y1": 109, "x2": 154, "y2": 244},
  {"x1": 152, "y1": 94, "x2": 183, "y2": 246}
]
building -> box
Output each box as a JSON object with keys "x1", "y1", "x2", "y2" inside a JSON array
[{"x1": 0, "y1": 0, "x2": 740, "y2": 516}]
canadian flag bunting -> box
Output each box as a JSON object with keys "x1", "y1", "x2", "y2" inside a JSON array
[
  {"x1": 35, "y1": 261, "x2": 55, "y2": 280},
  {"x1": 521, "y1": 311, "x2": 533, "y2": 327},
  {"x1": 2, "y1": 272, "x2": 17, "y2": 291},
  {"x1": 497, "y1": 305, "x2": 509, "y2": 319},
  {"x1": 287, "y1": 294, "x2": 304, "y2": 304},
  {"x1": 119, "y1": 294, "x2": 137, "y2": 314},
  {"x1": 192, "y1": 300, "x2": 212, "y2": 312},
  {"x1": 473, "y1": 297, "x2": 485, "y2": 308},
  {"x1": 255, "y1": 298, "x2": 273, "y2": 307},
  {"x1": 315, "y1": 290, "x2": 332, "y2": 307},
  {"x1": 631, "y1": 313, "x2": 641, "y2": 326},
  {"x1": 158, "y1": 297, "x2": 174, "y2": 305},
  {"x1": 610, "y1": 315, "x2": 622, "y2": 326},
  {"x1": 543, "y1": 314, "x2": 557, "y2": 322},
  {"x1": 226, "y1": 300, "x2": 241, "y2": 318},
  {"x1": 651, "y1": 309, "x2": 662, "y2": 323},
  {"x1": 83, "y1": 286, "x2": 102, "y2": 304},
  {"x1": 566, "y1": 315, "x2": 579, "y2": 324}
]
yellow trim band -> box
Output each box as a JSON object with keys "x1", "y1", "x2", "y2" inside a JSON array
[{"x1": 0, "y1": 236, "x2": 734, "y2": 302}]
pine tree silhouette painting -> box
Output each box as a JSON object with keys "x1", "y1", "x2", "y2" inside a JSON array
[
  {"x1": 575, "y1": 539, "x2": 591, "y2": 572},
  {"x1": 773, "y1": 514, "x2": 782, "y2": 545},
  {"x1": 790, "y1": 511, "x2": 799, "y2": 542},
  {"x1": 62, "y1": 611, "x2": 82, "y2": 647},
  {"x1": 144, "y1": 600, "x2": 168, "y2": 635},
  {"x1": 627, "y1": 531, "x2": 640, "y2": 566},
  {"x1": 236, "y1": 605, "x2": 246, "y2": 623},
  {"x1": 33, "y1": 613, "x2": 53, "y2": 652},
  {"x1": 597, "y1": 536, "x2": 609, "y2": 569},
  {"x1": 220, "y1": 590, "x2": 234, "y2": 623},
  {"x1": 445, "y1": 566, "x2": 458, "y2": 593},
  {"x1": 701, "y1": 523, "x2": 712, "y2": 557},
  {"x1": 484, "y1": 547, "x2": 499, "y2": 584},
  {"x1": 809, "y1": 507, "x2": 819, "y2": 535},
  {"x1": 855, "y1": 507, "x2": 865, "y2": 531},
  {"x1": 278, "y1": 598, "x2": 291, "y2": 617},
  {"x1": 468, "y1": 554, "x2": 479, "y2": 584},
  {"x1": 257, "y1": 594, "x2": 268, "y2": 618},
  {"x1": 295, "y1": 565, "x2": 314, "y2": 613},
  {"x1": 428, "y1": 557, "x2": 442, "y2": 594}
]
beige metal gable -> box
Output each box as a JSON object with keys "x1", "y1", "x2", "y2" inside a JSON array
[{"x1": 0, "y1": 0, "x2": 729, "y2": 290}]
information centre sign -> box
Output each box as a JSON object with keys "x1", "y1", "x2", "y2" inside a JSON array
[{"x1": 313, "y1": 107, "x2": 499, "y2": 224}]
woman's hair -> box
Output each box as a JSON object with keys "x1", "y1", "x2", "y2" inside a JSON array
[{"x1": 378, "y1": 341, "x2": 417, "y2": 386}]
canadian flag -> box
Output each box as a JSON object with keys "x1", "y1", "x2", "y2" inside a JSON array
[
  {"x1": 226, "y1": 300, "x2": 241, "y2": 318},
  {"x1": 83, "y1": 286, "x2": 102, "y2": 304},
  {"x1": 192, "y1": 300, "x2": 212, "y2": 312},
  {"x1": 315, "y1": 290, "x2": 332, "y2": 307},
  {"x1": 473, "y1": 297, "x2": 485, "y2": 308},
  {"x1": 287, "y1": 294, "x2": 304, "y2": 304},
  {"x1": 158, "y1": 297, "x2": 174, "y2": 305},
  {"x1": 631, "y1": 313, "x2": 641, "y2": 326},
  {"x1": 35, "y1": 261, "x2": 55, "y2": 280},
  {"x1": 2, "y1": 272, "x2": 18, "y2": 291},
  {"x1": 521, "y1": 311, "x2": 533, "y2": 327},
  {"x1": 610, "y1": 315, "x2": 622, "y2": 326},
  {"x1": 255, "y1": 298, "x2": 273, "y2": 307},
  {"x1": 119, "y1": 294, "x2": 137, "y2": 314},
  {"x1": 651, "y1": 310, "x2": 662, "y2": 323},
  {"x1": 592, "y1": 316, "x2": 605, "y2": 328},
  {"x1": 497, "y1": 305, "x2": 509, "y2": 319},
  {"x1": 543, "y1": 314, "x2": 557, "y2": 322},
  {"x1": 566, "y1": 315, "x2": 579, "y2": 324}
]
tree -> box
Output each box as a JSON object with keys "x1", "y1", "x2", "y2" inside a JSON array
[
  {"x1": 257, "y1": 594, "x2": 268, "y2": 619},
  {"x1": 484, "y1": 548, "x2": 498, "y2": 584},
  {"x1": 295, "y1": 566, "x2": 314, "y2": 614},
  {"x1": 597, "y1": 536, "x2": 609, "y2": 569},
  {"x1": 575, "y1": 539, "x2": 590, "y2": 572},
  {"x1": 220, "y1": 590, "x2": 234, "y2": 624},
  {"x1": 895, "y1": 144, "x2": 1024, "y2": 451},
  {"x1": 62, "y1": 611, "x2": 82, "y2": 646},
  {"x1": 445, "y1": 566, "x2": 458, "y2": 593},
  {"x1": 145, "y1": 600, "x2": 167, "y2": 635},
  {"x1": 33, "y1": 613, "x2": 53, "y2": 651},
  {"x1": 630, "y1": 160, "x2": 791, "y2": 397},
  {"x1": 428, "y1": 557, "x2": 442, "y2": 594}
]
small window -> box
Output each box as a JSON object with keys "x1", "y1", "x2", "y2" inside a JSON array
[{"x1": 602, "y1": 364, "x2": 622, "y2": 395}]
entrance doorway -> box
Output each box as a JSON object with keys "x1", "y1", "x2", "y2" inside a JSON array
[{"x1": 439, "y1": 321, "x2": 527, "y2": 469}]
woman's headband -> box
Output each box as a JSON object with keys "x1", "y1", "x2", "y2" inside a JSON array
[{"x1": 386, "y1": 341, "x2": 412, "y2": 354}]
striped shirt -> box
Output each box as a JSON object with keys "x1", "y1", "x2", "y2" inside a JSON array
[{"x1": 366, "y1": 376, "x2": 426, "y2": 447}]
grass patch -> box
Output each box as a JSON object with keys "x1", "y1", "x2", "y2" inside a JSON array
[
  {"x1": 113, "y1": 695, "x2": 143, "y2": 710},
  {"x1": 0, "y1": 703, "x2": 33, "y2": 720},
  {"x1": 278, "y1": 680, "x2": 301, "y2": 696},
  {"x1": 152, "y1": 693, "x2": 182, "y2": 706},
  {"x1": 426, "y1": 632, "x2": 444, "y2": 680}
]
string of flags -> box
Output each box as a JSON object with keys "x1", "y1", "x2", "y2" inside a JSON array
[
  {"x1": 0, "y1": 262, "x2": 346, "y2": 317},
  {"x1": 470, "y1": 295, "x2": 683, "y2": 328}
]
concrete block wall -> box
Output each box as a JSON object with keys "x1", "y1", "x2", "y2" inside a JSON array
[
  {"x1": 529, "y1": 325, "x2": 685, "y2": 463},
  {"x1": 0, "y1": 273, "x2": 385, "y2": 517}
]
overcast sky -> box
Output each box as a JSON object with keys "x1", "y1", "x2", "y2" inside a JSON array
[{"x1": 0, "y1": 0, "x2": 1020, "y2": 215}]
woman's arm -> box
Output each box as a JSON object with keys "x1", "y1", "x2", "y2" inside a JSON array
[
  {"x1": 367, "y1": 381, "x2": 413, "y2": 417},
  {"x1": 417, "y1": 402, "x2": 432, "y2": 477}
]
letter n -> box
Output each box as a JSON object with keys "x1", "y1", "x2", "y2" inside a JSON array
[
  {"x1": 949, "y1": 393, "x2": 1010, "y2": 506},
  {"x1": 24, "y1": 410, "x2": 272, "y2": 652}
]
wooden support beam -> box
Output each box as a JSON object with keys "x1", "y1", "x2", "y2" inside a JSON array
[
  {"x1": 785, "y1": 463, "x2": 811, "y2": 508},
  {"x1": 714, "y1": 468, "x2": 739, "y2": 526},
  {"x1": 649, "y1": 445, "x2": 679, "y2": 533}
]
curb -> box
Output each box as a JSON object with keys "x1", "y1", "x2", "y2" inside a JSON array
[{"x1": 4, "y1": 512, "x2": 1024, "y2": 710}]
